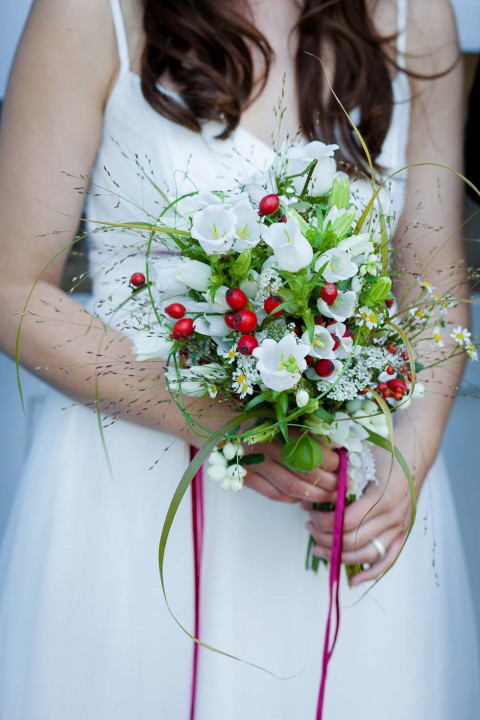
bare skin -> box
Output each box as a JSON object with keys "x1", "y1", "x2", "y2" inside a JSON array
[{"x1": 0, "y1": 0, "x2": 468, "y2": 581}]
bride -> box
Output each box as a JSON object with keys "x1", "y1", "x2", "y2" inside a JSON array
[{"x1": 0, "y1": 0, "x2": 478, "y2": 717}]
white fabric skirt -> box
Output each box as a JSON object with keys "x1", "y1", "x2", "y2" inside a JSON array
[{"x1": 0, "y1": 387, "x2": 478, "y2": 719}]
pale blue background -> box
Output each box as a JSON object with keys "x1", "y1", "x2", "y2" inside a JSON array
[{"x1": 1, "y1": 0, "x2": 479, "y2": 652}]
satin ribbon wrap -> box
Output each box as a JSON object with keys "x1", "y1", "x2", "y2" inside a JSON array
[
  {"x1": 316, "y1": 447, "x2": 348, "y2": 719},
  {"x1": 189, "y1": 447, "x2": 348, "y2": 720},
  {"x1": 189, "y1": 448, "x2": 204, "y2": 720}
]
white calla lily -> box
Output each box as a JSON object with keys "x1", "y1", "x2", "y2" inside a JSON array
[
  {"x1": 252, "y1": 333, "x2": 310, "y2": 391},
  {"x1": 263, "y1": 218, "x2": 313, "y2": 272}
]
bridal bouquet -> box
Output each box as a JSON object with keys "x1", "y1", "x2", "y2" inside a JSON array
[{"x1": 118, "y1": 141, "x2": 477, "y2": 575}]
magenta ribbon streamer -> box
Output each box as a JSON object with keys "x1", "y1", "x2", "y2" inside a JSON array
[
  {"x1": 190, "y1": 447, "x2": 204, "y2": 720},
  {"x1": 316, "y1": 447, "x2": 348, "y2": 720}
]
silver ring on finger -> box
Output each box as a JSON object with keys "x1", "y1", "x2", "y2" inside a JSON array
[{"x1": 370, "y1": 537, "x2": 386, "y2": 560}]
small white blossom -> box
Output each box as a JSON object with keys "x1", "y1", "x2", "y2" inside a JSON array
[
  {"x1": 467, "y1": 342, "x2": 478, "y2": 361},
  {"x1": 315, "y1": 247, "x2": 358, "y2": 283},
  {"x1": 301, "y1": 326, "x2": 335, "y2": 360},
  {"x1": 191, "y1": 205, "x2": 237, "y2": 254}
]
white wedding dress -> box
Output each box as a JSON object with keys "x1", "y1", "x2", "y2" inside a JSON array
[{"x1": 0, "y1": 0, "x2": 478, "y2": 718}]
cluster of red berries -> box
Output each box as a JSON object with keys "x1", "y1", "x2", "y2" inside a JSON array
[
  {"x1": 224, "y1": 288, "x2": 258, "y2": 355},
  {"x1": 375, "y1": 378, "x2": 408, "y2": 402}
]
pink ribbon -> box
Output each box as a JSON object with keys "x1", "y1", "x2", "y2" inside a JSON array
[
  {"x1": 189, "y1": 446, "x2": 348, "y2": 720},
  {"x1": 190, "y1": 447, "x2": 204, "y2": 720},
  {"x1": 316, "y1": 447, "x2": 348, "y2": 719}
]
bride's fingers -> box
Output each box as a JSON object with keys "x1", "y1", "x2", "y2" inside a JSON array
[
  {"x1": 306, "y1": 516, "x2": 397, "y2": 552},
  {"x1": 244, "y1": 470, "x2": 299, "y2": 504},
  {"x1": 349, "y1": 534, "x2": 406, "y2": 586},
  {"x1": 312, "y1": 527, "x2": 401, "y2": 566},
  {"x1": 260, "y1": 461, "x2": 337, "y2": 503}
]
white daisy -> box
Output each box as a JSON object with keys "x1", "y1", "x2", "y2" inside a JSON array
[
  {"x1": 450, "y1": 326, "x2": 472, "y2": 347},
  {"x1": 432, "y1": 326, "x2": 444, "y2": 348},
  {"x1": 232, "y1": 370, "x2": 254, "y2": 399},
  {"x1": 356, "y1": 306, "x2": 379, "y2": 330}
]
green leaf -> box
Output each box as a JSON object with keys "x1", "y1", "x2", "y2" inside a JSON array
[
  {"x1": 314, "y1": 407, "x2": 335, "y2": 424},
  {"x1": 414, "y1": 361, "x2": 425, "y2": 373},
  {"x1": 240, "y1": 453, "x2": 266, "y2": 466},
  {"x1": 231, "y1": 249, "x2": 251, "y2": 280},
  {"x1": 281, "y1": 434, "x2": 324, "y2": 473}
]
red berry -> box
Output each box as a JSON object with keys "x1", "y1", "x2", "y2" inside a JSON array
[
  {"x1": 386, "y1": 365, "x2": 395, "y2": 375},
  {"x1": 305, "y1": 355, "x2": 315, "y2": 365},
  {"x1": 401, "y1": 364, "x2": 409, "y2": 374},
  {"x1": 325, "y1": 318, "x2": 337, "y2": 327},
  {"x1": 264, "y1": 295, "x2": 283, "y2": 317},
  {"x1": 387, "y1": 344, "x2": 397, "y2": 354},
  {"x1": 376, "y1": 383, "x2": 388, "y2": 393},
  {"x1": 259, "y1": 194, "x2": 280, "y2": 217},
  {"x1": 331, "y1": 334, "x2": 340, "y2": 351},
  {"x1": 224, "y1": 312, "x2": 236, "y2": 329},
  {"x1": 130, "y1": 272, "x2": 146, "y2": 289},
  {"x1": 343, "y1": 327, "x2": 354, "y2": 339},
  {"x1": 402, "y1": 351, "x2": 409, "y2": 361},
  {"x1": 233, "y1": 309, "x2": 258, "y2": 333},
  {"x1": 385, "y1": 298, "x2": 394, "y2": 309},
  {"x1": 165, "y1": 303, "x2": 186, "y2": 319},
  {"x1": 226, "y1": 288, "x2": 248, "y2": 311},
  {"x1": 407, "y1": 372, "x2": 412, "y2": 382},
  {"x1": 314, "y1": 359, "x2": 335, "y2": 378},
  {"x1": 383, "y1": 389, "x2": 392, "y2": 399},
  {"x1": 320, "y1": 283, "x2": 338, "y2": 306},
  {"x1": 172, "y1": 318, "x2": 195, "y2": 339},
  {"x1": 237, "y1": 335, "x2": 258, "y2": 356},
  {"x1": 314, "y1": 315, "x2": 327, "y2": 326},
  {"x1": 359, "y1": 388, "x2": 369, "y2": 395},
  {"x1": 387, "y1": 378, "x2": 407, "y2": 395},
  {"x1": 293, "y1": 325, "x2": 301, "y2": 337},
  {"x1": 394, "y1": 391, "x2": 403, "y2": 402},
  {"x1": 278, "y1": 215, "x2": 287, "y2": 223}
]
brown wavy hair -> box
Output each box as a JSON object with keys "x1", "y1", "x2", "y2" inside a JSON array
[{"x1": 139, "y1": 1, "x2": 415, "y2": 171}]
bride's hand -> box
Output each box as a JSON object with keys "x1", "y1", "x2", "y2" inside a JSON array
[
  {"x1": 302, "y1": 449, "x2": 423, "y2": 585},
  {"x1": 243, "y1": 440, "x2": 339, "y2": 504}
]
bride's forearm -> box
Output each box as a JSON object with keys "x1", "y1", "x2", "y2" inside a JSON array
[{"x1": 0, "y1": 280, "x2": 235, "y2": 446}]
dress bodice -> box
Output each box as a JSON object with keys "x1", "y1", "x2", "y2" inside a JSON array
[{"x1": 85, "y1": 0, "x2": 411, "y2": 331}]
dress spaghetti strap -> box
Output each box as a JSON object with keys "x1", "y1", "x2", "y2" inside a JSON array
[
  {"x1": 396, "y1": 0, "x2": 408, "y2": 70},
  {"x1": 109, "y1": 0, "x2": 130, "y2": 71}
]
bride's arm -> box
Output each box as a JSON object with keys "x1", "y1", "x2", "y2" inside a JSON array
[
  {"x1": 304, "y1": 0, "x2": 470, "y2": 578},
  {"x1": 0, "y1": 0, "x2": 338, "y2": 503}
]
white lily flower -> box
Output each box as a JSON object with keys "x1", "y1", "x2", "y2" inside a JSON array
[
  {"x1": 301, "y1": 326, "x2": 335, "y2": 359},
  {"x1": 286, "y1": 141, "x2": 338, "y2": 196},
  {"x1": 338, "y1": 233, "x2": 374, "y2": 258},
  {"x1": 231, "y1": 200, "x2": 263, "y2": 252},
  {"x1": 194, "y1": 315, "x2": 231, "y2": 337},
  {"x1": 315, "y1": 247, "x2": 358, "y2": 282},
  {"x1": 191, "y1": 205, "x2": 237, "y2": 255},
  {"x1": 317, "y1": 290, "x2": 356, "y2": 322},
  {"x1": 133, "y1": 331, "x2": 173, "y2": 361},
  {"x1": 263, "y1": 218, "x2": 313, "y2": 272},
  {"x1": 175, "y1": 258, "x2": 212, "y2": 292},
  {"x1": 252, "y1": 333, "x2": 310, "y2": 391}
]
